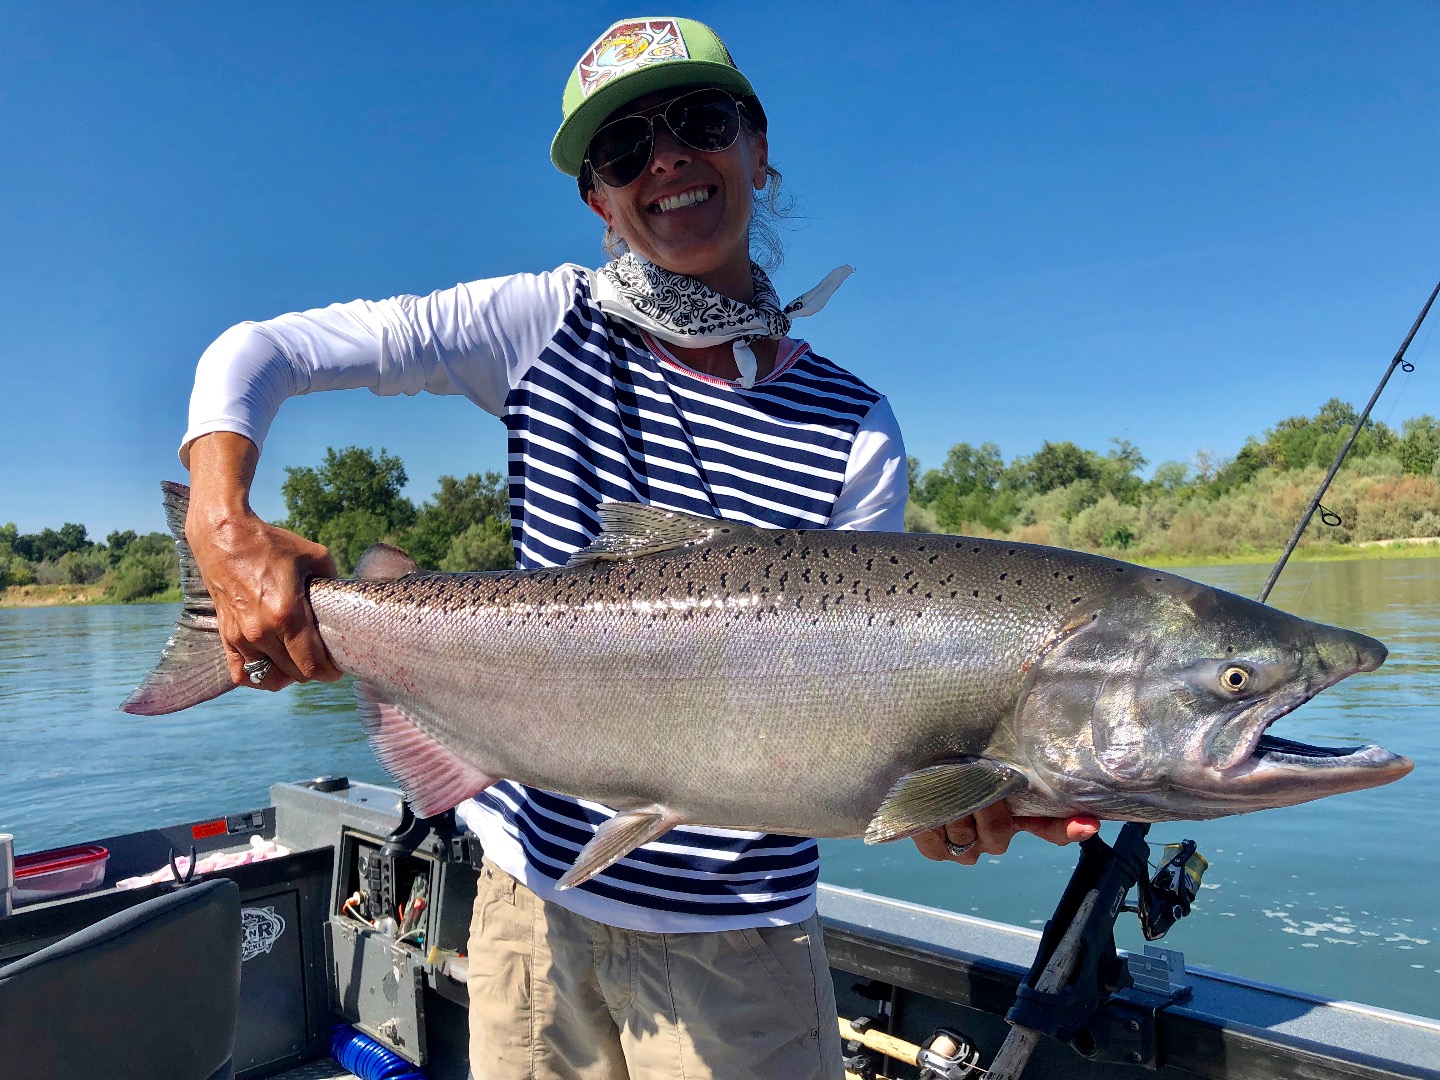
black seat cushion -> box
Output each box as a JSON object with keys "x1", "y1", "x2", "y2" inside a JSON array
[{"x1": 0, "y1": 878, "x2": 242, "y2": 1080}]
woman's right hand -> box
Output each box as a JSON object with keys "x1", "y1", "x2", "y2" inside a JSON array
[{"x1": 184, "y1": 432, "x2": 344, "y2": 691}]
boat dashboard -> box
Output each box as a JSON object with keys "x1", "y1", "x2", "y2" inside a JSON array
[{"x1": 1, "y1": 777, "x2": 1437, "y2": 1079}]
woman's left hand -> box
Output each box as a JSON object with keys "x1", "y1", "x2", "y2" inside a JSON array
[{"x1": 911, "y1": 802, "x2": 1101, "y2": 866}]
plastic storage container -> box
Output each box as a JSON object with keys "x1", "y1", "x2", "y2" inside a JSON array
[{"x1": 13, "y1": 844, "x2": 109, "y2": 905}]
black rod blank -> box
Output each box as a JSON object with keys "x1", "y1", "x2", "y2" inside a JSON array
[{"x1": 1258, "y1": 278, "x2": 1440, "y2": 603}]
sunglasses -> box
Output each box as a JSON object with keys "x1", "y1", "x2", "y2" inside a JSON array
[{"x1": 584, "y1": 87, "x2": 746, "y2": 191}]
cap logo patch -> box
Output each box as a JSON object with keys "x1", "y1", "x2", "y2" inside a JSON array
[{"x1": 578, "y1": 19, "x2": 689, "y2": 97}]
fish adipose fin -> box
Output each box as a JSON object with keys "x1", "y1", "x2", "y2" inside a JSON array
[
  {"x1": 865, "y1": 759, "x2": 1027, "y2": 844},
  {"x1": 355, "y1": 683, "x2": 496, "y2": 818},
  {"x1": 354, "y1": 543, "x2": 420, "y2": 581},
  {"x1": 120, "y1": 481, "x2": 236, "y2": 715},
  {"x1": 556, "y1": 806, "x2": 683, "y2": 890},
  {"x1": 568, "y1": 503, "x2": 727, "y2": 566}
]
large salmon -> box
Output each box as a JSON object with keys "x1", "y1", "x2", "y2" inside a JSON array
[{"x1": 123, "y1": 483, "x2": 1411, "y2": 888}]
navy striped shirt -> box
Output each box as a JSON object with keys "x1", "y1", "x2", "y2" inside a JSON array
[{"x1": 183, "y1": 263, "x2": 906, "y2": 932}]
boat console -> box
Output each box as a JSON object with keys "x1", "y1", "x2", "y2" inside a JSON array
[{"x1": 1, "y1": 778, "x2": 1437, "y2": 1079}]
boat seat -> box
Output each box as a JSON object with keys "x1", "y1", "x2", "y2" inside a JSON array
[{"x1": 0, "y1": 878, "x2": 242, "y2": 1080}]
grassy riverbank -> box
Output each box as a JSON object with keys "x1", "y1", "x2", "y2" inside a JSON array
[
  {"x1": 0, "y1": 583, "x2": 182, "y2": 608},
  {"x1": 1142, "y1": 537, "x2": 1440, "y2": 568}
]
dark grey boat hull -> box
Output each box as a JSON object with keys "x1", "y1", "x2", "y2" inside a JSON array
[{"x1": 2, "y1": 780, "x2": 1437, "y2": 1080}]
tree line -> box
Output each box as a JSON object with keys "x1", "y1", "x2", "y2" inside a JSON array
[
  {"x1": 0, "y1": 522, "x2": 181, "y2": 600},
  {"x1": 906, "y1": 400, "x2": 1440, "y2": 558},
  {"x1": 0, "y1": 449, "x2": 516, "y2": 601},
  {"x1": 8, "y1": 400, "x2": 1439, "y2": 600}
]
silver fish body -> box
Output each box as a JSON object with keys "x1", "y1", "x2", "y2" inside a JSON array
[{"x1": 124, "y1": 486, "x2": 1412, "y2": 887}]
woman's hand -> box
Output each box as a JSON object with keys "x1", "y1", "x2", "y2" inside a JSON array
[
  {"x1": 911, "y1": 802, "x2": 1101, "y2": 866},
  {"x1": 185, "y1": 432, "x2": 343, "y2": 691}
]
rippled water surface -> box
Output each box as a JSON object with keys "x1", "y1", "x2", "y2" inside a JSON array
[{"x1": 3, "y1": 557, "x2": 1437, "y2": 1016}]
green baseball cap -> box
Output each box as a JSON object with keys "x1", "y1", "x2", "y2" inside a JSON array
[{"x1": 551, "y1": 17, "x2": 758, "y2": 178}]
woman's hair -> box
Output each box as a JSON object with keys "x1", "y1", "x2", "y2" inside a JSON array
[{"x1": 589, "y1": 104, "x2": 794, "y2": 270}]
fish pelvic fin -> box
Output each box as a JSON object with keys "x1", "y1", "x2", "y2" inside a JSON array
[
  {"x1": 556, "y1": 806, "x2": 682, "y2": 890},
  {"x1": 567, "y1": 503, "x2": 728, "y2": 566},
  {"x1": 120, "y1": 481, "x2": 235, "y2": 715},
  {"x1": 864, "y1": 759, "x2": 1027, "y2": 844},
  {"x1": 355, "y1": 682, "x2": 496, "y2": 818}
]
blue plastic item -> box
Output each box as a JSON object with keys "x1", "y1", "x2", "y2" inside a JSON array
[{"x1": 330, "y1": 1024, "x2": 426, "y2": 1080}]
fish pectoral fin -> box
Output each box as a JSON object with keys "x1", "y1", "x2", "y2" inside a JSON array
[
  {"x1": 865, "y1": 759, "x2": 1027, "y2": 844},
  {"x1": 556, "y1": 806, "x2": 682, "y2": 890},
  {"x1": 355, "y1": 682, "x2": 496, "y2": 819},
  {"x1": 568, "y1": 503, "x2": 726, "y2": 565}
]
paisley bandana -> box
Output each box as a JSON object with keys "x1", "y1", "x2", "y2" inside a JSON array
[{"x1": 593, "y1": 253, "x2": 853, "y2": 388}]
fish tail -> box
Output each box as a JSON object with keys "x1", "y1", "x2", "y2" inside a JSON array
[{"x1": 119, "y1": 481, "x2": 236, "y2": 715}]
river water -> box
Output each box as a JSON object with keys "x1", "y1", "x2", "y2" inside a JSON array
[{"x1": 1, "y1": 557, "x2": 1436, "y2": 1016}]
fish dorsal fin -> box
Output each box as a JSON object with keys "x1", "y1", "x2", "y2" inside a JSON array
[
  {"x1": 355, "y1": 543, "x2": 419, "y2": 581},
  {"x1": 556, "y1": 806, "x2": 683, "y2": 890},
  {"x1": 568, "y1": 503, "x2": 727, "y2": 566},
  {"x1": 864, "y1": 759, "x2": 1027, "y2": 844}
]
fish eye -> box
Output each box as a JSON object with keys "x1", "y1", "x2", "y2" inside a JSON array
[{"x1": 1221, "y1": 665, "x2": 1250, "y2": 692}]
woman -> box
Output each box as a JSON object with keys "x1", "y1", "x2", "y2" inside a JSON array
[{"x1": 182, "y1": 17, "x2": 1098, "y2": 1079}]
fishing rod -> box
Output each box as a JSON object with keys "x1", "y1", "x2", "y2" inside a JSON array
[
  {"x1": 988, "y1": 278, "x2": 1440, "y2": 1080},
  {"x1": 1258, "y1": 278, "x2": 1440, "y2": 603}
]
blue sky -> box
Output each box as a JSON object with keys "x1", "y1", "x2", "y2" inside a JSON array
[{"x1": 2, "y1": 2, "x2": 1437, "y2": 536}]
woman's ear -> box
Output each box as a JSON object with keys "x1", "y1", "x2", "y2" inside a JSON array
[
  {"x1": 586, "y1": 184, "x2": 614, "y2": 227},
  {"x1": 751, "y1": 131, "x2": 770, "y2": 191}
]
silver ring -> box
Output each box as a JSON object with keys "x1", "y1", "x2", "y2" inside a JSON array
[
  {"x1": 946, "y1": 839, "x2": 977, "y2": 858},
  {"x1": 243, "y1": 658, "x2": 274, "y2": 685}
]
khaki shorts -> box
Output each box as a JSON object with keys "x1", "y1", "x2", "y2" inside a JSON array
[{"x1": 466, "y1": 859, "x2": 843, "y2": 1080}]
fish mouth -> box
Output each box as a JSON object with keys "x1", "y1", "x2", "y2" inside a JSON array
[
  {"x1": 1248, "y1": 733, "x2": 1403, "y2": 769},
  {"x1": 1221, "y1": 723, "x2": 1413, "y2": 787}
]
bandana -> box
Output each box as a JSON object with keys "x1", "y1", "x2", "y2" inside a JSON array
[{"x1": 593, "y1": 254, "x2": 853, "y2": 388}]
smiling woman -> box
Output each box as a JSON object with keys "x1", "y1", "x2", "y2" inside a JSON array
[{"x1": 174, "y1": 14, "x2": 1095, "y2": 1080}]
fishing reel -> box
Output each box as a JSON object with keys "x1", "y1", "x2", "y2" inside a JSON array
[{"x1": 1137, "y1": 840, "x2": 1209, "y2": 941}]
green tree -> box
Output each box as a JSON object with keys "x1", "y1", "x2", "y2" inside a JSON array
[
  {"x1": 1398, "y1": 415, "x2": 1440, "y2": 476},
  {"x1": 1012, "y1": 441, "x2": 1097, "y2": 494},
  {"x1": 1258, "y1": 399, "x2": 1395, "y2": 472},
  {"x1": 317, "y1": 509, "x2": 392, "y2": 577},
  {"x1": 1208, "y1": 440, "x2": 1265, "y2": 495},
  {"x1": 282, "y1": 446, "x2": 416, "y2": 544},
  {"x1": 399, "y1": 471, "x2": 510, "y2": 569},
  {"x1": 1094, "y1": 438, "x2": 1147, "y2": 503},
  {"x1": 3, "y1": 558, "x2": 36, "y2": 588},
  {"x1": 56, "y1": 549, "x2": 108, "y2": 585},
  {"x1": 106, "y1": 551, "x2": 173, "y2": 602},
  {"x1": 440, "y1": 517, "x2": 516, "y2": 572},
  {"x1": 14, "y1": 523, "x2": 91, "y2": 563},
  {"x1": 105, "y1": 529, "x2": 139, "y2": 566},
  {"x1": 914, "y1": 442, "x2": 1013, "y2": 532},
  {"x1": 1150, "y1": 460, "x2": 1191, "y2": 492}
]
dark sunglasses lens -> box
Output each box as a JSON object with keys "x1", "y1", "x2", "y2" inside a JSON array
[
  {"x1": 589, "y1": 116, "x2": 654, "y2": 188},
  {"x1": 666, "y1": 89, "x2": 739, "y2": 153}
]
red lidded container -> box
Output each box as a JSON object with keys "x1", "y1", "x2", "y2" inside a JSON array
[{"x1": 13, "y1": 844, "x2": 109, "y2": 905}]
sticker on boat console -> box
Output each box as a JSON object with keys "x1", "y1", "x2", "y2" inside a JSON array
[
  {"x1": 241, "y1": 905, "x2": 287, "y2": 962},
  {"x1": 226, "y1": 810, "x2": 267, "y2": 834},
  {"x1": 191, "y1": 818, "x2": 227, "y2": 840}
]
